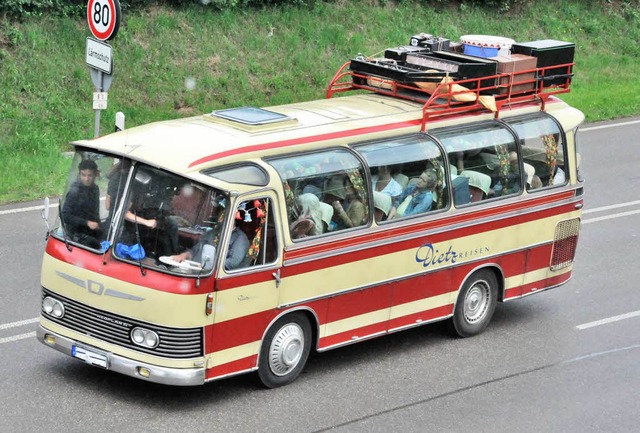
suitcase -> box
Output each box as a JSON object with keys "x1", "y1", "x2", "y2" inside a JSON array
[
  {"x1": 511, "y1": 40, "x2": 575, "y2": 86},
  {"x1": 489, "y1": 53, "x2": 537, "y2": 95},
  {"x1": 404, "y1": 51, "x2": 498, "y2": 90}
]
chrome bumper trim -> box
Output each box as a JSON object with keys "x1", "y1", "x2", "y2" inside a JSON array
[{"x1": 37, "y1": 324, "x2": 205, "y2": 386}]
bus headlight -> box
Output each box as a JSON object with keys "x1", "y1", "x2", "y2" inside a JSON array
[
  {"x1": 131, "y1": 327, "x2": 160, "y2": 348},
  {"x1": 42, "y1": 296, "x2": 65, "y2": 318}
]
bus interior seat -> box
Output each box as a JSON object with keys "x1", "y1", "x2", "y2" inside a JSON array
[
  {"x1": 393, "y1": 173, "x2": 409, "y2": 189},
  {"x1": 451, "y1": 176, "x2": 470, "y2": 206}
]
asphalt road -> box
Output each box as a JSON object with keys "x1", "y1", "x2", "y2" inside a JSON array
[{"x1": 1, "y1": 118, "x2": 639, "y2": 433}]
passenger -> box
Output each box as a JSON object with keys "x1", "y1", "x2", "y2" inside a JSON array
[
  {"x1": 121, "y1": 170, "x2": 180, "y2": 259},
  {"x1": 318, "y1": 201, "x2": 334, "y2": 233},
  {"x1": 371, "y1": 165, "x2": 402, "y2": 198},
  {"x1": 290, "y1": 193, "x2": 324, "y2": 238},
  {"x1": 552, "y1": 166, "x2": 566, "y2": 185},
  {"x1": 388, "y1": 169, "x2": 437, "y2": 219},
  {"x1": 330, "y1": 177, "x2": 367, "y2": 230},
  {"x1": 61, "y1": 159, "x2": 102, "y2": 249},
  {"x1": 373, "y1": 191, "x2": 392, "y2": 223},
  {"x1": 491, "y1": 151, "x2": 522, "y2": 196}
]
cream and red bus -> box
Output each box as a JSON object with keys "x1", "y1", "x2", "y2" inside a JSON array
[{"x1": 37, "y1": 52, "x2": 584, "y2": 387}]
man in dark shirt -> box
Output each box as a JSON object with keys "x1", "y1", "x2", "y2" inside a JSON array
[{"x1": 61, "y1": 159, "x2": 102, "y2": 248}]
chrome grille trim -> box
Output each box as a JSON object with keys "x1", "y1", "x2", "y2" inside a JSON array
[{"x1": 42, "y1": 288, "x2": 203, "y2": 358}]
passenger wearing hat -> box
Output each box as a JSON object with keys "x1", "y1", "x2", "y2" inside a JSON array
[
  {"x1": 61, "y1": 159, "x2": 102, "y2": 249},
  {"x1": 373, "y1": 191, "x2": 392, "y2": 222},
  {"x1": 290, "y1": 193, "x2": 324, "y2": 238}
]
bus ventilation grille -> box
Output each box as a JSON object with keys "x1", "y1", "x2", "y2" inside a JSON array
[
  {"x1": 550, "y1": 218, "x2": 581, "y2": 271},
  {"x1": 41, "y1": 288, "x2": 204, "y2": 358}
]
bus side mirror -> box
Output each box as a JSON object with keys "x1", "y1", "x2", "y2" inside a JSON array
[
  {"x1": 201, "y1": 244, "x2": 216, "y2": 271},
  {"x1": 41, "y1": 197, "x2": 51, "y2": 235}
]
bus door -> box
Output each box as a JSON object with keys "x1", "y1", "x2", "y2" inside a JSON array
[{"x1": 210, "y1": 191, "x2": 283, "y2": 366}]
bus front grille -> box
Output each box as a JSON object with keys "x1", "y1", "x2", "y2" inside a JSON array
[{"x1": 41, "y1": 288, "x2": 204, "y2": 358}]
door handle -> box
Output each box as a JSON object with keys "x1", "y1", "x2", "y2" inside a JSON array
[{"x1": 272, "y1": 269, "x2": 281, "y2": 288}]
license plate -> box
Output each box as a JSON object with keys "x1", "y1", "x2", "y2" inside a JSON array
[{"x1": 72, "y1": 345, "x2": 109, "y2": 369}]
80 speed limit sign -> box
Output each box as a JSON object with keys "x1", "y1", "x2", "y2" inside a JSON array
[{"x1": 87, "y1": 0, "x2": 121, "y2": 41}]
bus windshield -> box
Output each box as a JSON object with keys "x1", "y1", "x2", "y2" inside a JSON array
[{"x1": 55, "y1": 150, "x2": 229, "y2": 274}]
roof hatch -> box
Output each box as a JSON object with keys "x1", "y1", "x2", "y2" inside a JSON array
[{"x1": 205, "y1": 106, "x2": 298, "y2": 131}]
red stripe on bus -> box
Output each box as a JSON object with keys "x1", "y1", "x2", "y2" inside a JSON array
[
  {"x1": 188, "y1": 119, "x2": 422, "y2": 168},
  {"x1": 205, "y1": 355, "x2": 258, "y2": 381},
  {"x1": 285, "y1": 192, "x2": 576, "y2": 260},
  {"x1": 318, "y1": 321, "x2": 388, "y2": 349},
  {"x1": 44, "y1": 240, "x2": 213, "y2": 295},
  {"x1": 206, "y1": 299, "x2": 329, "y2": 353},
  {"x1": 388, "y1": 304, "x2": 453, "y2": 331}
]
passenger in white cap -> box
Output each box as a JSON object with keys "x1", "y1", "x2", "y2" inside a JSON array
[{"x1": 373, "y1": 191, "x2": 392, "y2": 223}]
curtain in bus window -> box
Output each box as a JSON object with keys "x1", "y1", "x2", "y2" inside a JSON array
[{"x1": 505, "y1": 114, "x2": 566, "y2": 190}]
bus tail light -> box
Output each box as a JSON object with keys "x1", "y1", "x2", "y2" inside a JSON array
[
  {"x1": 206, "y1": 293, "x2": 214, "y2": 316},
  {"x1": 550, "y1": 218, "x2": 581, "y2": 271}
]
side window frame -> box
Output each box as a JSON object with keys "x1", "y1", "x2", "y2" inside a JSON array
[
  {"x1": 430, "y1": 121, "x2": 522, "y2": 205},
  {"x1": 265, "y1": 148, "x2": 370, "y2": 241},
  {"x1": 501, "y1": 113, "x2": 568, "y2": 193},
  {"x1": 353, "y1": 133, "x2": 449, "y2": 223},
  {"x1": 220, "y1": 192, "x2": 281, "y2": 275}
]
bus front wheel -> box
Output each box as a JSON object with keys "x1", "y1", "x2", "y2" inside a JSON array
[
  {"x1": 451, "y1": 269, "x2": 498, "y2": 338},
  {"x1": 258, "y1": 312, "x2": 312, "y2": 388}
]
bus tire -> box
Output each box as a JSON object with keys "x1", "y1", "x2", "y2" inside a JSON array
[
  {"x1": 451, "y1": 269, "x2": 498, "y2": 338},
  {"x1": 258, "y1": 312, "x2": 312, "y2": 388}
]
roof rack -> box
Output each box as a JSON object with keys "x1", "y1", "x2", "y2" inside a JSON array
[{"x1": 326, "y1": 59, "x2": 573, "y2": 131}]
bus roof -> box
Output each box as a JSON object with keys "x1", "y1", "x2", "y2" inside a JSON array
[{"x1": 73, "y1": 92, "x2": 576, "y2": 177}]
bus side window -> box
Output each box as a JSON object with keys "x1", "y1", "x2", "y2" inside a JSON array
[
  {"x1": 267, "y1": 149, "x2": 369, "y2": 239},
  {"x1": 505, "y1": 114, "x2": 566, "y2": 190},
  {"x1": 227, "y1": 198, "x2": 277, "y2": 270},
  {"x1": 433, "y1": 123, "x2": 520, "y2": 202},
  {"x1": 355, "y1": 134, "x2": 448, "y2": 221}
]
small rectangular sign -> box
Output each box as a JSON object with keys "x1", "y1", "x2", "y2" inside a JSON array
[
  {"x1": 93, "y1": 92, "x2": 108, "y2": 110},
  {"x1": 86, "y1": 37, "x2": 113, "y2": 74}
]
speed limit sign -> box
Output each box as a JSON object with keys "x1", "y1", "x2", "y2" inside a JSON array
[{"x1": 87, "y1": 0, "x2": 121, "y2": 41}]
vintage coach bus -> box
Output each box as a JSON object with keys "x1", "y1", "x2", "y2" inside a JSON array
[{"x1": 37, "y1": 59, "x2": 584, "y2": 387}]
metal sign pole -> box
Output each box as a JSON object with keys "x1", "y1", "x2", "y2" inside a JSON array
[{"x1": 94, "y1": 70, "x2": 103, "y2": 138}]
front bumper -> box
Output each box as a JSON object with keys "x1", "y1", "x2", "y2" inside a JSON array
[{"x1": 37, "y1": 324, "x2": 206, "y2": 386}]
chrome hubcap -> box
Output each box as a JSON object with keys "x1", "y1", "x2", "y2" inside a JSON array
[
  {"x1": 464, "y1": 281, "x2": 490, "y2": 323},
  {"x1": 268, "y1": 323, "x2": 305, "y2": 376}
]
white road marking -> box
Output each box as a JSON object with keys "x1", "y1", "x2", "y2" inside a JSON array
[
  {"x1": 582, "y1": 209, "x2": 640, "y2": 225},
  {"x1": 583, "y1": 200, "x2": 640, "y2": 214},
  {"x1": 0, "y1": 332, "x2": 36, "y2": 344},
  {"x1": 576, "y1": 310, "x2": 640, "y2": 330},
  {"x1": 0, "y1": 203, "x2": 58, "y2": 216},
  {"x1": 0, "y1": 317, "x2": 40, "y2": 330},
  {"x1": 580, "y1": 119, "x2": 640, "y2": 132}
]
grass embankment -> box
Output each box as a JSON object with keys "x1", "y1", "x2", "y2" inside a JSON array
[{"x1": 0, "y1": 0, "x2": 638, "y2": 204}]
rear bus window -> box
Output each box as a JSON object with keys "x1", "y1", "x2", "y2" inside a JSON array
[
  {"x1": 432, "y1": 123, "x2": 520, "y2": 204},
  {"x1": 505, "y1": 114, "x2": 567, "y2": 191}
]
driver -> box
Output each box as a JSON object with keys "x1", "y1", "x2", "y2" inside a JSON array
[{"x1": 170, "y1": 207, "x2": 250, "y2": 271}]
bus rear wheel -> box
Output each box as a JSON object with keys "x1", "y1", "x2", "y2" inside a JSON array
[
  {"x1": 258, "y1": 312, "x2": 312, "y2": 388},
  {"x1": 451, "y1": 269, "x2": 498, "y2": 338}
]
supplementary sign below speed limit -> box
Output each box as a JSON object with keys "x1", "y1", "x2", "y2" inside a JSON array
[{"x1": 87, "y1": 0, "x2": 121, "y2": 41}]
